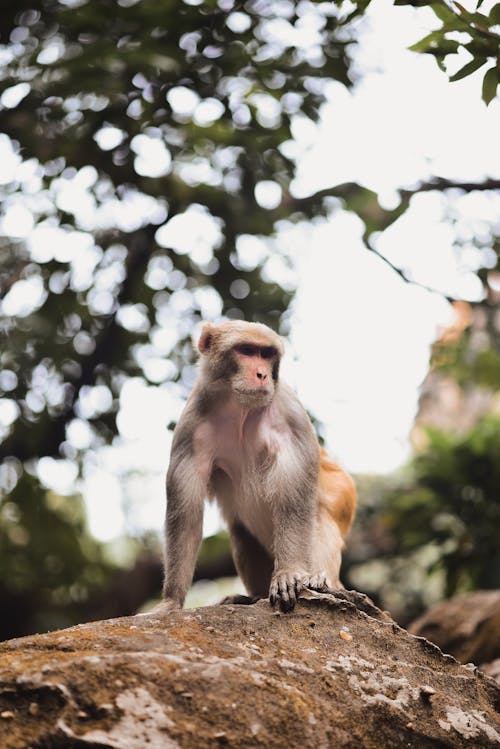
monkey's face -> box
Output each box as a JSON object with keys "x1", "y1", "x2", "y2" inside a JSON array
[
  {"x1": 197, "y1": 321, "x2": 283, "y2": 410},
  {"x1": 229, "y1": 342, "x2": 279, "y2": 408}
]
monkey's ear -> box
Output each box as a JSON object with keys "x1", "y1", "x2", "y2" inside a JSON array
[
  {"x1": 277, "y1": 335, "x2": 286, "y2": 357},
  {"x1": 197, "y1": 323, "x2": 214, "y2": 354}
]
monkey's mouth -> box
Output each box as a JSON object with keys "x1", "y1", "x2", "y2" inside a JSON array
[{"x1": 234, "y1": 387, "x2": 271, "y2": 398}]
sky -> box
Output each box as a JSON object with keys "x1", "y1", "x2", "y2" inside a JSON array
[
  {"x1": 2, "y1": 0, "x2": 500, "y2": 541},
  {"x1": 285, "y1": 0, "x2": 500, "y2": 472}
]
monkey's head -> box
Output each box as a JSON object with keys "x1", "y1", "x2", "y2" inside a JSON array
[{"x1": 197, "y1": 320, "x2": 284, "y2": 409}]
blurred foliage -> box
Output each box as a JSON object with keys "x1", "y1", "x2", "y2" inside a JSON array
[
  {"x1": 0, "y1": 467, "x2": 116, "y2": 639},
  {"x1": 1, "y1": 0, "x2": 498, "y2": 468},
  {"x1": 384, "y1": 417, "x2": 500, "y2": 595},
  {"x1": 0, "y1": 0, "x2": 368, "y2": 637},
  {"x1": 1, "y1": 0, "x2": 497, "y2": 465},
  {"x1": 350, "y1": 0, "x2": 500, "y2": 105},
  {"x1": 347, "y1": 418, "x2": 500, "y2": 624},
  {"x1": 348, "y1": 299, "x2": 500, "y2": 624},
  {"x1": 196, "y1": 529, "x2": 232, "y2": 572},
  {"x1": 0, "y1": 0, "x2": 363, "y2": 465},
  {"x1": 433, "y1": 312, "x2": 500, "y2": 387}
]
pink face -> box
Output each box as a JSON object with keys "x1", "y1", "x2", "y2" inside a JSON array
[{"x1": 233, "y1": 342, "x2": 278, "y2": 396}]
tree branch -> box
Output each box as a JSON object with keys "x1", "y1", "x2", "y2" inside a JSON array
[
  {"x1": 363, "y1": 243, "x2": 458, "y2": 304},
  {"x1": 400, "y1": 177, "x2": 500, "y2": 199},
  {"x1": 291, "y1": 176, "x2": 500, "y2": 304},
  {"x1": 443, "y1": 0, "x2": 500, "y2": 43}
]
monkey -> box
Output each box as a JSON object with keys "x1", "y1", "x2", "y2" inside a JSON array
[{"x1": 161, "y1": 319, "x2": 356, "y2": 613}]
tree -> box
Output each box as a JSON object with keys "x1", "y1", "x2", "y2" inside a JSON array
[
  {"x1": 0, "y1": 0, "x2": 358, "y2": 468},
  {"x1": 394, "y1": 0, "x2": 500, "y2": 105},
  {"x1": 2, "y1": 0, "x2": 498, "y2": 467},
  {"x1": 351, "y1": 0, "x2": 500, "y2": 104},
  {"x1": 1, "y1": 0, "x2": 499, "y2": 634},
  {"x1": 349, "y1": 0, "x2": 500, "y2": 315},
  {"x1": 0, "y1": 0, "x2": 362, "y2": 634}
]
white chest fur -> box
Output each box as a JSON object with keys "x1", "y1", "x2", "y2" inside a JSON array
[{"x1": 192, "y1": 398, "x2": 290, "y2": 549}]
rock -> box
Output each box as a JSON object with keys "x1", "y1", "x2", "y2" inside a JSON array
[
  {"x1": 0, "y1": 589, "x2": 499, "y2": 749},
  {"x1": 483, "y1": 659, "x2": 500, "y2": 685},
  {"x1": 409, "y1": 590, "x2": 500, "y2": 667}
]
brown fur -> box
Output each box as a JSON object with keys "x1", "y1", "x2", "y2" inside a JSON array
[{"x1": 318, "y1": 449, "x2": 357, "y2": 539}]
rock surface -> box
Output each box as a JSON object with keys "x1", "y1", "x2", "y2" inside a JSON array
[
  {"x1": 484, "y1": 660, "x2": 500, "y2": 685},
  {"x1": 1, "y1": 589, "x2": 499, "y2": 749}
]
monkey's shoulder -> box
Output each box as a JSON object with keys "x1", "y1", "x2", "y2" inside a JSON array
[{"x1": 275, "y1": 382, "x2": 315, "y2": 432}]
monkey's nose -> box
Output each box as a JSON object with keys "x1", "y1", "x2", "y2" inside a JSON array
[{"x1": 256, "y1": 371, "x2": 267, "y2": 381}]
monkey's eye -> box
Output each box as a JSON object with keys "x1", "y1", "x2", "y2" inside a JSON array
[
  {"x1": 235, "y1": 344, "x2": 258, "y2": 356},
  {"x1": 260, "y1": 346, "x2": 277, "y2": 359}
]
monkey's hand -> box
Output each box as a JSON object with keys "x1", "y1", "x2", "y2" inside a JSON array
[
  {"x1": 302, "y1": 571, "x2": 331, "y2": 593},
  {"x1": 269, "y1": 568, "x2": 308, "y2": 613}
]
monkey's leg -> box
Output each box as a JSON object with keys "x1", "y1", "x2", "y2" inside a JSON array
[
  {"x1": 228, "y1": 522, "x2": 274, "y2": 599},
  {"x1": 308, "y1": 514, "x2": 344, "y2": 592},
  {"x1": 219, "y1": 594, "x2": 260, "y2": 606}
]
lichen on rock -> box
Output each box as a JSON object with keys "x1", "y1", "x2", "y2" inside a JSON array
[{"x1": 0, "y1": 589, "x2": 499, "y2": 749}]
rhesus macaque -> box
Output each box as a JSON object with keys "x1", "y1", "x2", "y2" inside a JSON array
[{"x1": 162, "y1": 320, "x2": 356, "y2": 612}]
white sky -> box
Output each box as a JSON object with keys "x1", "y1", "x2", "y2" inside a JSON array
[
  {"x1": 285, "y1": 0, "x2": 500, "y2": 474},
  {"x1": 2, "y1": 0, "x2": 500, "y2": 541}
]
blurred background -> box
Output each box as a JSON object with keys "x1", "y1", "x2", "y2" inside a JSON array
[{"x1": 1, "y1": 0, "x2": 499, "y2": 642}]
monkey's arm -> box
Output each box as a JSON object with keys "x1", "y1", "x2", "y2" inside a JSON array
[
  {"x1": 162, "y1": 438, "x2": 207, "y2": 608},
  {"x1": 269, "y1": 494, "x2": 316, "y2": 612},
  {"x1": 269, "y1": 393, "x2": 321, "y2": 611}
]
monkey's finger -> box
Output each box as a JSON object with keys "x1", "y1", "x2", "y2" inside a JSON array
[
  {"x1": 270, "y1": 572, "x2": 304, "y2": 611},
  {"x1": 285, "y1": 577, "x2": 302, "y2": 611},
  {"x1": 305, "y1": 572, "x2": 329, "y2": 592},
  {"x1": 293, "y1": 576, "x2": 304, "y2": 598},
  {"x1": 279, "y1": 586, "x2": 291, "y2": 610},
  {"x1": 318, "y1": 571, "x2": 329, "y2": 590},
  {"x1": 269, "y1": 579, "x2": 280, "y2": 607},
  {"x1": 276, "y1": 576, "x2": 294, "y2": 611},
  {"x1": 279, "y1": 591, "x2": 295, "y2": 612}
]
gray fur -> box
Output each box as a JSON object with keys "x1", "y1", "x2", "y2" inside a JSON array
[{"x1": 161, "y1": 321, "x2": 350, "y2": 612}]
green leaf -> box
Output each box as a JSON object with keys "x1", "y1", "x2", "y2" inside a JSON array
[
  {"x1": 409, "y1": 30, "x2": 445, "y2": 53},
  {"x1": 435, "y1": 55, "x2": 448, "y2": 72},
  {"x1": 465, "y1": 37, "x2": 499, "y2": 56},
  {"x1": 489, "y1": 3, "x2": 500, "y2": 24},
  {"x1": 395, "y1": 0, "x2": 434, "y2": 5},
  {"x1": 482, "y1": 65, "x2": 499, "y2": 104},
  {"x1": 449, "y1": 56, "x2": 487, "y2": 81},
  {"x1": 431, "y1": 2, "x2": 458, "y2": 22},
  {"x1": 464, "y1": 10, "x2": 491, "y2": 24},
  {"x1": 410, "y1": 30, "x2": 460, "y2": 56}
]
